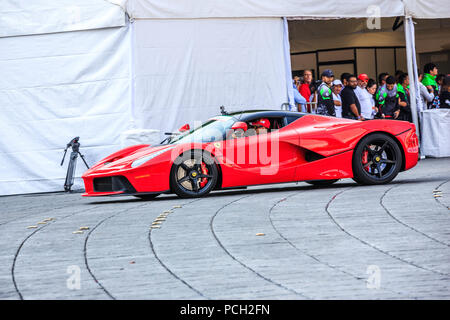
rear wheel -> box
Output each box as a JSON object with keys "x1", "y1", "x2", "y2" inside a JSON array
[
  {"x1": 352, "y1": 133, "x2": 402, "y2": 185},
  {"x1": 305, "y1": 179, "x2": 339, "y2": 186},
  {"x1": 170, "y1": 150, "x2": 218, "y2": 198}
]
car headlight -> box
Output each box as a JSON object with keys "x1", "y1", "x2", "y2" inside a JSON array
[{"x1": 131, "y1": 147, "x2": 175, "y2": 168}]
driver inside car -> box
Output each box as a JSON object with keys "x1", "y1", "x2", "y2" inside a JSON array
[{"x1": 246, "y1": 118, "x2": 270, "y2": 136}]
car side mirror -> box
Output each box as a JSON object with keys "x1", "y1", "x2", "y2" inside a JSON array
[
  {"x1": 178, "y1": 124, "x2": 190, "y2": 132},
  {"x1": 231, "y1": 121, "x2": 248, "y2": 132}
]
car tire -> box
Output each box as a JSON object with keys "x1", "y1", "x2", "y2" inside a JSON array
[
  {"x1": 170, "y1": 150, "x2": 218, "y2": 198},
  {"x1": 135, "y1": 194, "x2": 160, "y2": 201},
  {"x1": 305, "y1": 179, "x2": 339, "y2": 186},
  {"x1": 352, "y1": 133, "x2": 402, "y2": 185}
]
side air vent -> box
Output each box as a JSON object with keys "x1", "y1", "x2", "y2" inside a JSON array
[{"x1": 305, "y1": 150, "x2": 325, "y2": 162}]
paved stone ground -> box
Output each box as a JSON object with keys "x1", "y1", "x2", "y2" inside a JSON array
[{"x1": 0, "y1": 158, "x2": 449, "y2": 300}]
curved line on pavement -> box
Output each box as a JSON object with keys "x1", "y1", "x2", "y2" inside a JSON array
[
  {"x1": 325, "y1": 188, "x2": 450, "y2": 278},
  {"x1": 147, "y1": 198, "x2": 207, "y2": 299},
  {"x1": 380, "y1": 184, "x2": 450, "y2": 247},
  {"x1": 268, "y1": 190, "x2": 416, "y2": 299},
  {"x1": 11, "y1": 205, "x2": 98, "y2": 300},
  {"x1": 210, "y1": 194, "x2": 311, "y2": 299}
]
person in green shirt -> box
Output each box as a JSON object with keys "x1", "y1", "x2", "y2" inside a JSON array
[
  {"x1": 377, "y1": 76, "x2": 400, "y2": 119},
  {"x1": 422, "y1": 63, "x2": 439, "y2": 95},
  {"x1": 316, "y1": 69, "x2": 336, "y2": 117}
]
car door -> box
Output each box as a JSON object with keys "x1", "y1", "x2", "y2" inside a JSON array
[{"x1": 219, "y1": 116, "x2": 301, "y2": 188}]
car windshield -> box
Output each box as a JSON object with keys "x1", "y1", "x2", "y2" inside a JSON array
[{"x1": 166, "y1": 116, "x2": 236, "y2": 144}]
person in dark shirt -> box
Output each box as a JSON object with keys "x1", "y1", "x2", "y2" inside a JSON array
[
  {"x1": 377, "y1": 76, "x2": 400, "y2": 119},
  {"x1": 378, "y1": 72, "x2": 389, "y2": 87},
  {"x1": 316, "y1": 69, "x2": 336, "y2": 117},
  {"x1": 341, "y1": 74, "x2": 363, "y2": 120},
  {"x1": 340, "y1": 72, "x2": 351, "y2": 87},
  {"x1": 397, "y1": 73, "x2": 412, "y2": 122},
  {"x1": 440, "y1": 75, "x2": 450, "y2": 109}
]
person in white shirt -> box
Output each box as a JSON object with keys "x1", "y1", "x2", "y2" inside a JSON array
[
  {"x1": 358, "y1": 79, "x2": 378, "y2": 120},
  {"x1": 418, "y1": 72, "x2": 435, "y2": 114},
  {"x1": 332, "y1": 79, "x2": 343, "y2": 118},
  {"x1": 354, "y1": 73, "x2": 368, "y2": 101}
]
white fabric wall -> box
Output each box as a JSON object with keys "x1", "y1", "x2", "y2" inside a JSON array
[
  {"x1": 404, "y1": 0, "x2": 450, "y2": 19},
  {"x1": 0, "y1": 0, "x2": 125, "y2": 38},
  {"x1": 0, "y1": 26, "x2": 132, "y2": 195},
  {"x1": 421, "y1": 110, "x2": 450, "y2": 157},
  {"x1": 133, "y1": 18, "x2": 289, "y2": 137}
]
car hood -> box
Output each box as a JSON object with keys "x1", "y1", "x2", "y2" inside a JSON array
[{"x1": 89, "y1": 145, "x2": 175, "y2": 172}]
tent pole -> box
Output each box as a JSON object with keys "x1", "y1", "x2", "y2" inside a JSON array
[
  {"x1": 128, "y1": 17, "x2": 136, "y2": 129},
  {"x1": 283, "y1": 17, "x2": 294, "y2": 110},
  {"x1": 404, "y1": 16, "x2": 422, "y2": 155}
]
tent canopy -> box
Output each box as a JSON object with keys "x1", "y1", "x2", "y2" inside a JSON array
[
  {"x1": 113, "y1": 0, "x2": 450, "y2": 20},
  {"x1": 119, "y1": 0, "x2": 405, "y2": 19},
  {"x1": 404, "y1": 0, "x2": 450, "y2": 19},
  {"x1": 0, "y1": 0, "x2": 125, "y2": 38}
]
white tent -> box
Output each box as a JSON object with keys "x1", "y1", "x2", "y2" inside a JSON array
[
  {"x1": 0, "y1": 0, "x2": 448, "y2": 196},
  {"x1": 0, "y1": 0, "x2": 130, "y2": 195}
]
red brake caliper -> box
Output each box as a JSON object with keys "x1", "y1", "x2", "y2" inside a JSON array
[
  {"x1": 200, "y1": 163, "x2": 208, "y2": 188},
  {"x1": 362, "y1": 149, "x2": 369, "y2": 172}
]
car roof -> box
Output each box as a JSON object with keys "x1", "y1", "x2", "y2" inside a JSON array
[{"x1": 225, "y1": 110, "x2": 307, "y2": 121}]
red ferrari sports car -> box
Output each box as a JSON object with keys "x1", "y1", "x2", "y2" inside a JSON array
[{"x1": 82, "y1": 110, "x2": 419, "y2": 199}]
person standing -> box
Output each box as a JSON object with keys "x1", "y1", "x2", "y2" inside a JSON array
[
  {"x1": 395, "y1": 70, "x2": 404, "y2": 84},
  {"x1": 418, "y1": 72, "x2": 434, "y2": 112},
  {"x1": 359, "y1": 79, "x2": 377, "y2": 120},
  {"x1": 378, "y1": 73, "x2": 389, "y2": 87},
  {"x1": 422, "y1": 63, "x2": 439, "y2": 100},
  {"x1": 316, "y1": 69, "x2": 336, "y2": 117},
  {"x1": 293, "y1": 81, "x2": 307, "y2": 112},
  {"x1": 299, "y1": 70, "x2": 314, "y2": 112},
  {"x1": 332, "y1": 79, "x2": 343, "y2": 118},
  {"x1": 354, "y1": 73, "x2": 369, "y2": 107},
  {"x1": 436, "y1": 74, "x2": 445, "y2": 93},
  {"x1": 376, "y1": 72, "x2": 389, "y2": 103},
  {"x1": 340, "y1": 72, "x2": 351, "y2": 87},
  {"x1": 341, "y1": 75, "x2": 363, "y2": 120},
  {"x1": 439, "y1": 75, "x2": 450, "y2": 109},
  {"x1": 377, "y1": 76, "x2": 400, "y2": 120},
  {"x1": 397, "y1": 73, "x2": 412, "y2": 122}
]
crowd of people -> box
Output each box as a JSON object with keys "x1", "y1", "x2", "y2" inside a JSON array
[{"x1": 292, "y1": 62, "x2": 450, "y2": 123}]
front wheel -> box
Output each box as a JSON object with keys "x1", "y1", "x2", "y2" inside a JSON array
[
  {"x1": 170, "y1": 150, "x2": 218, "y2": 198},
  {"x1": 352, "y1": 133, "x2": 402, "y2": 185}
]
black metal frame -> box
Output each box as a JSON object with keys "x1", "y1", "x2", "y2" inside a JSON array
[{"x1": 291, "y1": 46, "x2": 406, "y2": 78}]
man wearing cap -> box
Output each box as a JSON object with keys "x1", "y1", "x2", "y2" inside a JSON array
[
  {"x1": 316, "y1": 69, "x2": 336, "y2": 117},
  {"x1": 354, "y1": 73, "x2": 369, "y2": 104},
  {"x1": 377, "y1": 75, "x2": 400, "y2": 119},
  {"x1": 245, "y1": 118, "x2": 270, "y2": 136}
]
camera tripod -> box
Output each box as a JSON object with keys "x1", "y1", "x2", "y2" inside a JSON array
[{"x1": 60, "y1": 137, "x2": 90, "y2": 192}]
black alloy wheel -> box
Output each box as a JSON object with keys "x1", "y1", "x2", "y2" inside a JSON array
[
  {"x1": 352, "y1": 133, "x2": 402, "y2": 185},
  {"x1": 170, "y1": 150, "x2": 218, "y2": 198}
]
